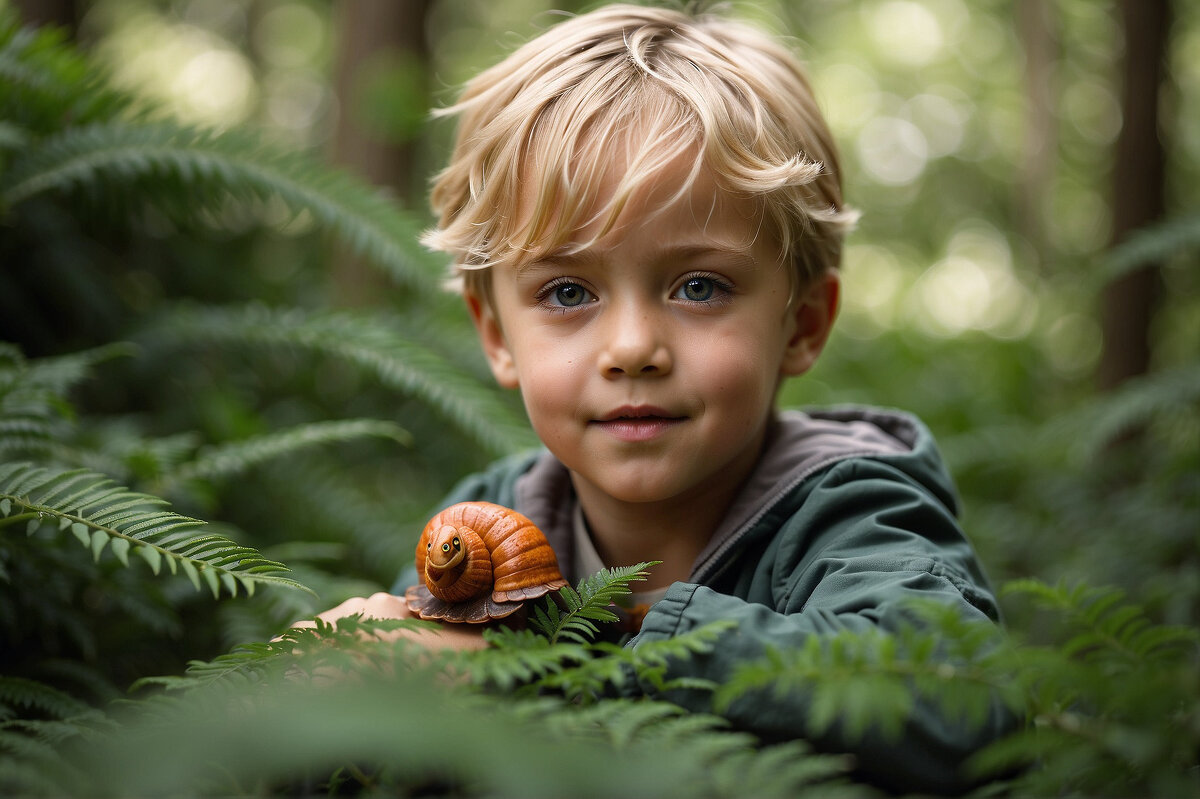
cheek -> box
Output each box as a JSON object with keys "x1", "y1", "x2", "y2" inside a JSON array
[
  {"x1": 684, "y1": 324, "x2": 783, "y2": 404},
  {"x1": 514, "y1": 354, "x2": 586, "y2": 432}
]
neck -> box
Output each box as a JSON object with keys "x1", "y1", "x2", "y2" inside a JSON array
[{"x1": 570, "y1": 422, "x2": 770, "y2": 590}]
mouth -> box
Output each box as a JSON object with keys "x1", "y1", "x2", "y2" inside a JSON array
[{"x1": 591, "y1": 405, "x2": 687, "y2": 442}]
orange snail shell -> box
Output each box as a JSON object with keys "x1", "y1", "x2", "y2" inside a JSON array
[{"x1": 404, "y1": 501, "x2": 568, "y2": 623}]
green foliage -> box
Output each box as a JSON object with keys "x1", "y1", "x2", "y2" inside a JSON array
[
  {"x1": 1095, "y1": 211, "x2": 1200, "y2": 286},
  {"x1": 3, "y1": 576, "x2": 1190, "y2": 797},
  {"x1": 972, "y1": 582, "x2": 1200, "y2": 797},
  {"x1": 0, "y1": 461, "x2": 309, "y2": 599},
  {"x1": 32, "y1": 612, "x2": 858, "y2": 799},
  {"x1": 529, "y1": 560, "x2": 659, "y2": 644},
  {"x1": 0, "y1": 120, "x2": 442, "y2": 294},
  {"x1": 0, "y1": 21, "x2": 134, "y2": 133},
  {"x1": 714, "y1": 605, "x2": 1015, "y2": 744},
  {"x1": 0, "y1": 6, "x2": 1197, "y2": 798},
  {"x1": 144, "y1": 303, "x2": 536, "y2": 457},
  {"x1": 160, "y1": 418, "x2": 411, "y2": 485},
  {"x1": 0, "y1": 342, "x2": 133, "y2": 457}
]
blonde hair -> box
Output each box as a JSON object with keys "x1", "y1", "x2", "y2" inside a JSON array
[{"x1": 422, "y1": 3, "x2": 857, "y2": 302}]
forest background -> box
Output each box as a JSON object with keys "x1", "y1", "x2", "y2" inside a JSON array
[{"x1": 0, "y1": 0, "x2": 1197, "y2": 796}]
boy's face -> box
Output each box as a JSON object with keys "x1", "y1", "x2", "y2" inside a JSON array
[{"x1": 469, "y1": 160, "x2": 838, "y2": 509}]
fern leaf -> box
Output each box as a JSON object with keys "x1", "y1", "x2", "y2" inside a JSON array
[
  {"x1": 1097, "y1": 212, "x2": 1200, "y2": 286},
  {"x1": 529, "y1": 562, "x2": 659, "y2": 644},
  {"x1": 160, "y1": 418, "x2": 410, "y2": 485},
  {"x1": 707, "y1": 740, "x2": 854, "y2": 799},
  {"x1": 0, "y1": 677, "x2": 92, "y2": 720},
  {"x1": 146, "y1": 304, "x2": 537, "y2": 455},
  {"x1": 1004, "y1": 578, "x2": 1199, "y2": 664},
  {"x1": 0, "y1": 121, "x2": 442, "y2": 293},
  {"x1": 0, "y1": 754, "x2": 80, "y2": 797},
  {"x1": 0, "y1": 21, "x2": 136, "y2": 133},
  {"x1": 462, "y1": 628, "x2": 589, "y2": 691},
  {"x1": 714, "y1": 619, "x2": 1009, "y2": 745},
  {"x1": 0, "y1": 462, "x2": 312, "y2": 598},
  {"x1": 538, "y1": 621, "x2": 732, "y2": 703},
  {"x1": 1044, "y1": 364, "x2": 1200, "y2": 460},
  {"x1": 0, "y1": 343, "x2": 134, "y2": 456}
]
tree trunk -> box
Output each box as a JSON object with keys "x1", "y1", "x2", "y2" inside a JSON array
[
  {"x1": 1016, "y1": 0, "x2": 1057, "y2": 269},
  {"x1": 11, "y1": 0, "x2": 79, "y2": 35},
  {"x1": 1097, "y1": 0, "x2": 1169, "y2": 390},
  {"x1": 328, "y1": 0, "x2": 433, "y2": 306}
]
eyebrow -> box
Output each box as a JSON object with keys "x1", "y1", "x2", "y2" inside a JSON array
[{"x1": 522, "y1": 243, "x2": 758, "y2": 272}]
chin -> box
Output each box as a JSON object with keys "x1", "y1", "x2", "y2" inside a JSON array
[{"x1": 592, "y1": 477, "x2": 683, "y2": 505}]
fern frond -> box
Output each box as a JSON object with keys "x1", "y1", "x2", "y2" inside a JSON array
[
  {"x1": 131, "y1": 616, "x2": 444, "y2": 697},
  {"x1": 462, "y1": 627, "x2": 589, "y2": 691},
  {"x1": 0, "y1": 753, "x2": 80, "y2": 797},
  {"x1": 1002, "y1": 579, "x2": 1199, "y2": 663},
  {"x1": 0, "y1": 21, "x2": 136, "y2": 133},
  {"x1": 715, "y1": 633, "x2": 906, "y2": 742},
  {"x1": 0, "y1": 462, "x2": 312, "y2": 598},
  {"x1": 512, "y1": 695, "x2": 855, "y2": 797},
  {"x1": 0, "y1": 343, "x2": 134, "y2": 456},
  {"x1": 551, "y1": 699, "x2": 724, "y2": 749},
  {"x1": 708, "y1": 740, "x2": 857, "y2": 799},
  {"x1": 249, "y1": 460, "x2": 418, "y2": 583},
  {"x1": 715, "y1": 613, "x2": 1015, "y2": 746},
  {"x1": 0, "y1": 676, "x2": 93, "y2": 720},
  {"x1": 530, "y1": 561, "x2": 659, "y2": 644},
  {"x1": 0, "y1": 121, "x2": 442, "y2": 292},
  {"x1": 1045, "y1": 364, "x2": 1200, "y2": 461},
  {"x1": 538, "y1": 621, "x2": 732, "y2": 703},
  {"x1": 146, "y1": 304, "x2": 537, "y2": 455},
  {"x1": 2, "y1": 342, "x2": 134, "y2": 395},
  {"x1": 160, "y1": 418, "x2": 410, "y2": 486},
  {"x1": 0, "y1": 119, "x2": 25, "y2": 151},
  {"x1": 1097, "y1": 212, "x2": 1200, "y2": 286}
]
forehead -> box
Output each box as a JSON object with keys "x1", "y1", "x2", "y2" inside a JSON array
[{"x1": 512, "y1": 143, "x2": 771, "y2": 269}]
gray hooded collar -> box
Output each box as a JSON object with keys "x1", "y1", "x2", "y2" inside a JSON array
[{"x1": 512, "y1": 407, "x2": 920, "y2": 584}]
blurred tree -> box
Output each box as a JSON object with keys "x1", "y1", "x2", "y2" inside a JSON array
[
  {"x1": 1099, "y1": 0, "x2": 1169, "y2": 389},
  {"x1": 1017, "y1": 0, "x2": 1057, "y2": 265},
  {"x1": 10, "y1": 0, "x2": 78, "y2": 35},
  {"x1": 329, "y1": 0, "x2": 434, "y2": 306}
]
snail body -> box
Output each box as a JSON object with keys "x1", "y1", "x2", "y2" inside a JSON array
[{"x1": 405, "y1": 501, "x2": 568, "y2": 623}]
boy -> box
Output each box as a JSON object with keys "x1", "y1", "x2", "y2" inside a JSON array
[{"x1": 303, "y1": 3, "x2": 1012, "y2": 792}]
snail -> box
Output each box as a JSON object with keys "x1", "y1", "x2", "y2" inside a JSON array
[{"x1": 404, "y1": 501, "x2": 568, "y2": 623}]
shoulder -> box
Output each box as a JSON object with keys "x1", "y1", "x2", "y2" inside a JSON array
[
  {"x1": 769, "y1": 405, "x2": 948, "y2": 483},
  {"x1": 778, "y1": 406, "x2": 959, "y2": 514},
  {"x1": 764, "y1": 406, "x2": 967, "y2": 557},
  {"x1": 693, "y1": 406, "x2": 960, "y2": 578},
  {"x1": 710, "y1": 406, "x2": 954, "y2": 545},
  {"x1": 767, "y1": 409, "x2": 997, "y2": 617}
]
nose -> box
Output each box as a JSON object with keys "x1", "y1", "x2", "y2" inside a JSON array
[{"x1": 597, "y1": 302, "x2": 672, "y2": 378}]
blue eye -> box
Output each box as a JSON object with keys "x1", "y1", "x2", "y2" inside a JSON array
[
  {"x1": 677, "y1": 277, "x2": 716, "y2": 302},
  {"x1": 549, "y1": 282, "x2": 592, "y2": 307}
]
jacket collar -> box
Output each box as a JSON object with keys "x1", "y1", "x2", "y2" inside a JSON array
[{"x1": 512, "y1": 406, "x2": 921, "y2": 583}]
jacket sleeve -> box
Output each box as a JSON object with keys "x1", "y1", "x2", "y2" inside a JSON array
[{"x1": 627, "y1": 457, "x2": 1016, "y2": 795}]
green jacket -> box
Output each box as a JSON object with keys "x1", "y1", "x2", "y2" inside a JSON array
[{"x1": 394, "y1": 406, "x2": 1014, "y2": 794}]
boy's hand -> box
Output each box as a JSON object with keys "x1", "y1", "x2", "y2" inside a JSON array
[{"x1": 288, "y1": 591, "x2": 491, "y2": 652}]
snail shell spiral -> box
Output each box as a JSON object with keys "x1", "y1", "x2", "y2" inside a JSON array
[{"x1": 406, "y1": 501, "x2": 568, "y2": 623}]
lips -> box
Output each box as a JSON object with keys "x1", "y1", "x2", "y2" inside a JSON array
[{"x1": 591, "y1": 405, "x2": 686, "y2": 442}]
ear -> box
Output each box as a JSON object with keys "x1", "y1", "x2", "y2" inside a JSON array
[
  {"x1": 465, "y1": 292, "x2": 520, "y2": 389},
  {"x1": 780, "y1": 270, "x2": 840, "y2": 377}
]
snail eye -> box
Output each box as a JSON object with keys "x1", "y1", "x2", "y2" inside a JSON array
[
  {"x1": 442, "y1": 543, "x2": 450, "y2": 553},
  {"x1": 452, "y1": 537, "x2": 461, "y2": 550}
]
